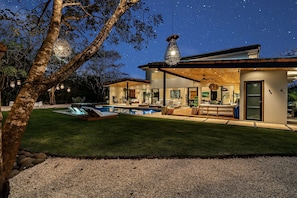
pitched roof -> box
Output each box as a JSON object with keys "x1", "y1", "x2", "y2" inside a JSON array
[
  {"x1": 104, "y1": 78, "x2": 150, "y2": 87},
  {"x1": 180, "y1": 44, "x2": 261, "y2": 61},
  {"x1": 140, "y1": 57, "x2": 297, "y2": 69}
]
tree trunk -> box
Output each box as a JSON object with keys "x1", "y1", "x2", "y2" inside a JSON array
[
  {"x1": 2, "y1": 83, "x2": 42, "y2": 184},
  {"x1": 0, "y1": 0, "x2": 139, "y2": 196},
  {"x1": 49, "y1": 87, "x2": 56, "y2": 105}
]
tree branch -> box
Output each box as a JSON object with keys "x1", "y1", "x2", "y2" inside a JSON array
[
  {"x1": 42, "y1": 0, "x2": 140, "y2": 88},
  {"x1": 62, "y1": 2, "x2": 92, "y2": 17},
  {"x1": 25, "y1": 0, "x2": 63, "y2": 87},
  {"x1": 34, "y1": 0, "x2": 52, "y2": 31},
  {"x1": 62, "y1": 14, "x2": 89, "y2": 21}
]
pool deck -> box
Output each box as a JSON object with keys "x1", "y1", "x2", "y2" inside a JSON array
[
  {"x1": 2, "y1": 104, "x2": 297, "y2": 131},
  {"x1": 143, "y1": 107, "x2": 297, "y2": 132}
]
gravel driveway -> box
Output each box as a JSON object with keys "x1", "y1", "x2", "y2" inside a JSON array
[{"x1": 9, "y1": 157, "x2": 297, "y2": 198}]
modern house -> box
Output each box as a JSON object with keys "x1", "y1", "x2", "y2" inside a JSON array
[{"x1": 106, "y1": 44, "x2": 297, "y2": 124}]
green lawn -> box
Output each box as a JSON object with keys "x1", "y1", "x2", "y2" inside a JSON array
[{"x1": 4, "y1": 109, "x2": 297, "y2": 158}]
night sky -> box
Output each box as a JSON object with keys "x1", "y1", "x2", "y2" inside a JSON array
[{"x1": 2, "y1": 0, "x2": 297, "y2": 78}]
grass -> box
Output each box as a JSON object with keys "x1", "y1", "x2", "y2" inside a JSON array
[{"x1": 3, "y1": 109, "x2": 297, "y2": 158}]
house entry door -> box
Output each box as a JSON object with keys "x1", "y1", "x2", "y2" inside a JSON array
[
  {"x1": 187, "y1": 87, "x2": 198, "y2": 107},
  {"x1": 245, "y1": 81, "x2": 263, "y2": 121}
]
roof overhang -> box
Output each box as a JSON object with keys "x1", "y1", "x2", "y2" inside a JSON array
[
  {"x1": 105, "y1": 78, "x2": 150, "y2": 87},
  {"x1": 139, "y1": 57, "x2": 297, "y2": 84},
  {"x1": 180, "y1": 44, "x2": 261, "y2": 61}
]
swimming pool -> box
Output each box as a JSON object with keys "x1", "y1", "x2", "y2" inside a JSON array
[{"x1": 96, "y1": 106, "x2": 161, "y2": 115}]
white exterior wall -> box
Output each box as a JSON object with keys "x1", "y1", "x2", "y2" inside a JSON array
[
  {"x1": 109, "y1": 84, "x2": 151, "y2": 104},
  {"x1": 151, "y1": 76, "x2": 196, "y2": 88},
  {"x1": 109, "y1": 87, "x2": 123, "y2": 104},
  {"x1": 240, "y1": 70, "x2": 287, "y2": 124},
  {"x1": 150, "y1": 72, "x2": 198, "y2": 106}
]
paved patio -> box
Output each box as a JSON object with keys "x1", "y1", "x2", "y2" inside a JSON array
[{"x1": 145, "y1": 109, "x2": 297, "y2": 132}]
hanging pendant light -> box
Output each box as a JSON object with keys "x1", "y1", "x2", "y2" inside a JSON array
[
  {"x1": 164, "y1": 34, "x2": 181, "y2": 66},
  {"x1": 16, "y1": 79, "x2": 21, "y2": 86},
  {"x1": 10, "y1": 80, "x2": 15, "y2": 88},
  {"x1": 53, "y1": 38, "x2": 72, "y2": 59}
]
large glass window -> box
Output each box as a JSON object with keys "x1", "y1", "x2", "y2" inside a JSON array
[{"x1": 246, "y1": 81, "x2": 263, "y2": 121}]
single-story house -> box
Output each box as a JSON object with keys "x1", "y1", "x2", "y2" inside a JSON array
[
  {"x1": 105, "y1": 44, "x2": 297, "y2": 124},
  {"x1": 105, "y1": 78, "x2": 151, "y2": 104}
]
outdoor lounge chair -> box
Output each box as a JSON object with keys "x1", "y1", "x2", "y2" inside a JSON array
[
  {"x1": 68, "y1": 107, "x2": 87, "y2": 115},
  {"x1": 172, "y1": 101, "x2": 181, "y2": 109},
  {"x1": 149, "y1": 100, "x2": 163, "y2": 108},
  {"x1": 80, "y1": 106, "x2": 118, "y2": 121}
]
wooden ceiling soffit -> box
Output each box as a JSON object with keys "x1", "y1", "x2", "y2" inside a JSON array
[
  {"x1": 107, "y1": 80, "x2": 150, "y2": 87},
  {"x1": 160, "y1": 68, "x2": 240, "y2": 84}
]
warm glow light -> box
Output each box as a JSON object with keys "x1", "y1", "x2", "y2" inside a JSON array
[
  {"x1": 288, "y1": 71, "x2": 297, "y2": 75},
  {"x1": 67, "y1": 87, "x2": 71, "y2": 92},
  {"x1": 10, "y1": 80, "x2": 15, "y2": 88},
  {"x1": 164, "y1": 35, "x2": 181, "y2": 66},
  {"x1": 53, "y1": 38, "x2": 72, "y2": 58}
]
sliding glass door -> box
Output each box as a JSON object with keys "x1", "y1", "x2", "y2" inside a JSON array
[{"x1": 245, "y1": 81, "x2": 263, "y2": 121}]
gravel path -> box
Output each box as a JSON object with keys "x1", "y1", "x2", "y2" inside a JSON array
[{"x1": 9, "y1": 157, "x2": 297, "y2": 198}]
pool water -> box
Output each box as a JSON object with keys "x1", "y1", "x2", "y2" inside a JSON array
[{"x1": 96, "y1": 106, "x2": 161, "y2": 115}]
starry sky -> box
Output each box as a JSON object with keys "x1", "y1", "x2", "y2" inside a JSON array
[
  {"x1": 2, "y1": 0, "x2": 297, "y2": 79},
  {"x1": 115, "y1": 0, "x2": 297, "y2": 78}
]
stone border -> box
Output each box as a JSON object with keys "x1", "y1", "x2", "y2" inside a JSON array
[{"x1": 9, "y1": 150, "x2": 47, "y2": 178}]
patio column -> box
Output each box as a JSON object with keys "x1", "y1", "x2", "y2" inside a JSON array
[
  {"x1": 126, "y1": 82, "x2": 129, "y2": 104},
  {"x1": 163, "y1": 71, "x2": 166, "y2": 106}
]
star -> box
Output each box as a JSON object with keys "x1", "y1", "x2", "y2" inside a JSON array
[{"x1": 2, "y1": 0, "x2": 297, "y2": 77}]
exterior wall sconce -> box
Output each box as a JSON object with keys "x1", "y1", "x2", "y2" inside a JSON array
[
  {"x1": 164, "y1": 34, "x2": 181, "y2": 66},
  {"x1": 67, "y1": 87, "x2": 71, "y2": 92}
]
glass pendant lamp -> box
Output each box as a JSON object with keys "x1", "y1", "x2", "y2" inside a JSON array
[{"x1": 164, "y1": 35, "x2": 181, "y2": 66}]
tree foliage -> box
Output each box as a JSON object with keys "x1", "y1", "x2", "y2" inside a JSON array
[
  {"x1": 0, "y1": 1, "x2": 162, "y2": 197},
  {"x1": 0, "y1": 44, "x2": 29, "y2": 106},
  {"x1": 77, "y1": 48, "x2": 128, "y2": 101},
  {"x1": 281, "y1": 48, "x2": 297, "y2": 57}
]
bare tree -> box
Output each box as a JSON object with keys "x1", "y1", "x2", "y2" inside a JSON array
[
  {"x1": 78, "y1": 48, "x2": 128, "y2": 102},
  {"x1": 0, "y1": 0, "x2": 162, "y2": 196},
  {"x1": 281, "y1": 48, "x2": 297, "y2": 57}
]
